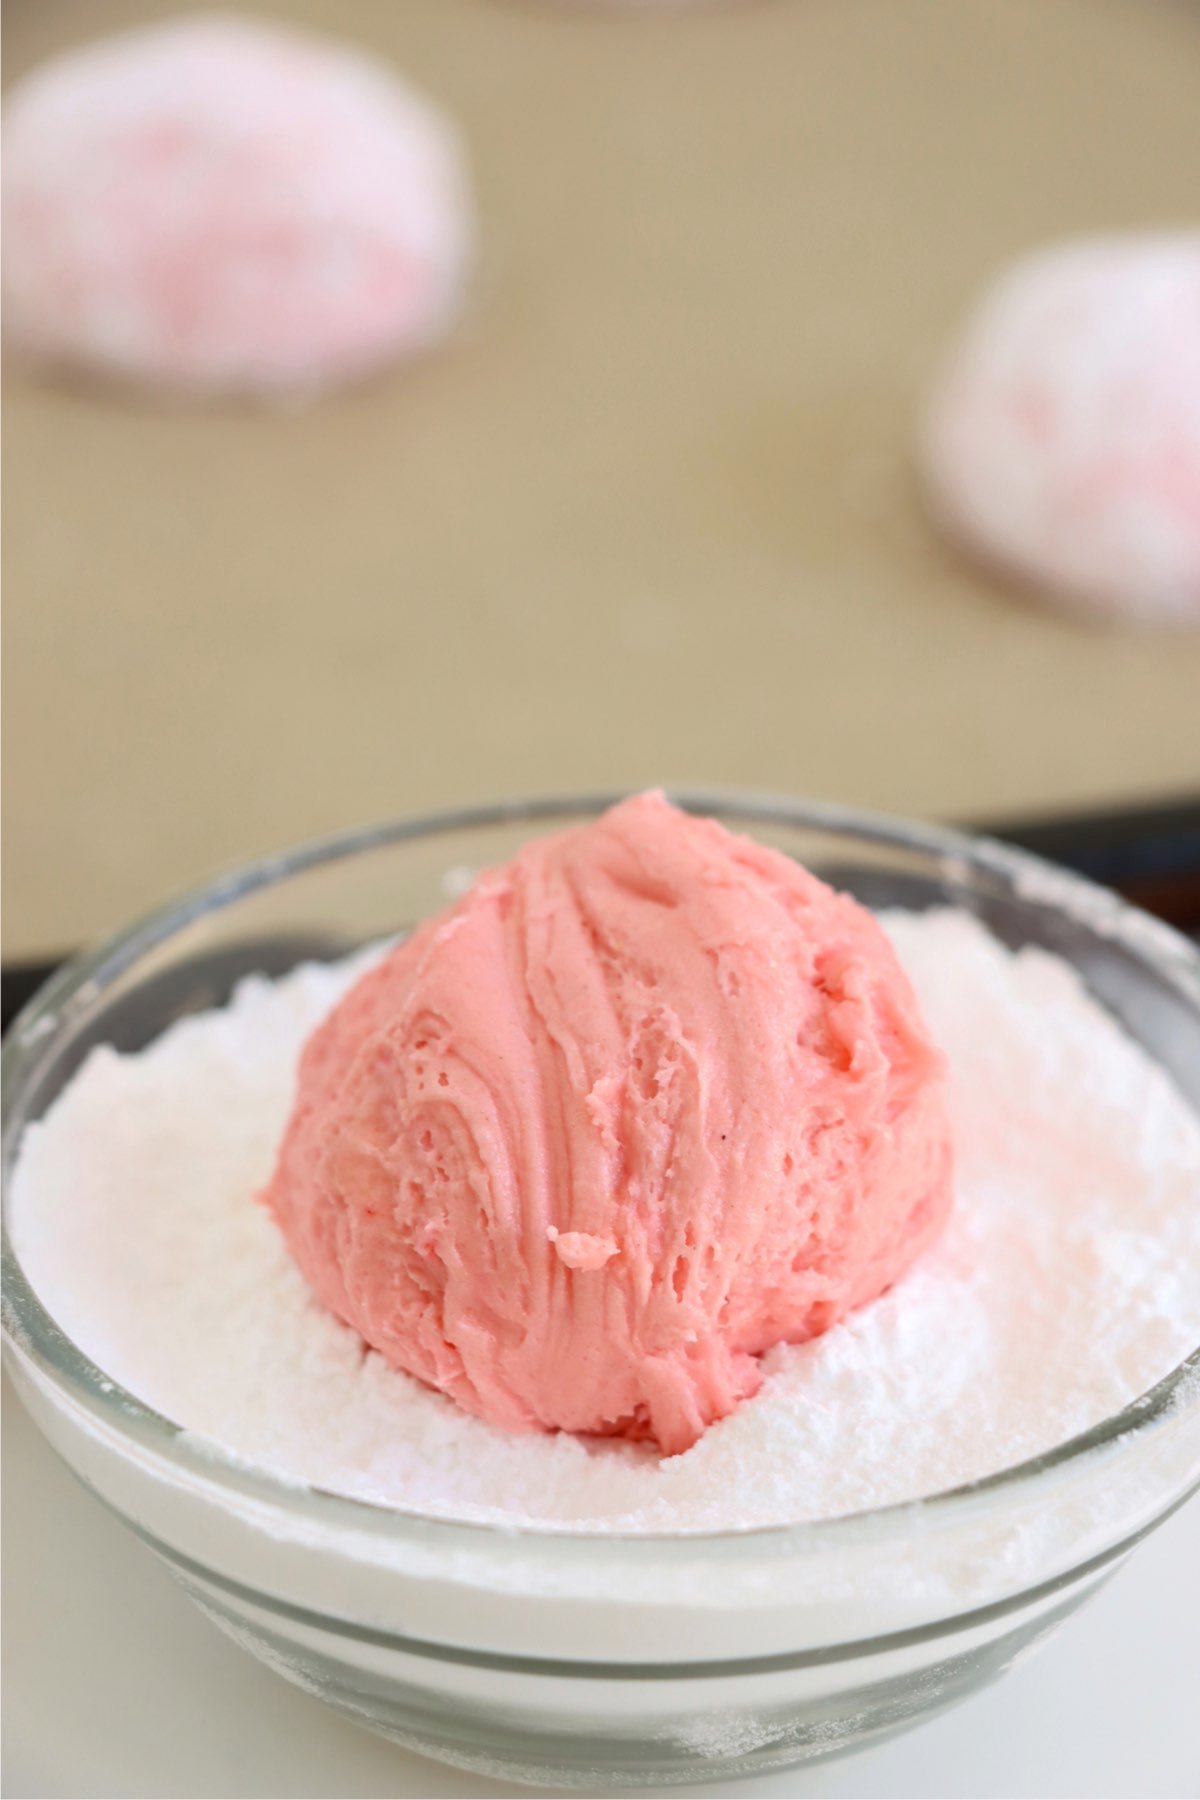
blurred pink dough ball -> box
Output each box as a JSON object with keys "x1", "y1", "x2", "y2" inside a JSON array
[
  {"x1": 1, "y1": 14, "x2": 473, "y2": 396},
  {"x1": 920, "y1": 235, "x2": 1200, "y2": 626}
]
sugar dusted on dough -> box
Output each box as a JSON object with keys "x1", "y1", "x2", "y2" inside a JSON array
[
  {"x1": 1, "y1": 15, "x2": 472, "y2": 396},
  {"x1": 921, "y1": 234, "x2": 1200, "y2": 626}
]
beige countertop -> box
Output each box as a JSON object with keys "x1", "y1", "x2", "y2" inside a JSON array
[{"x1": 4, "y1": 0, "x2": 1199, "y2": 959}]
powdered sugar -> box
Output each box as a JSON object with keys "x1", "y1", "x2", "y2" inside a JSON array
[{"x1": 11, "y1": 911, "x2": 1200, "y2": 1533}]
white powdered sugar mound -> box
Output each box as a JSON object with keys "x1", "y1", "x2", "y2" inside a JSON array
[{"x1": 11, "y1": 911, "x2": 1200, "y2": 1533}]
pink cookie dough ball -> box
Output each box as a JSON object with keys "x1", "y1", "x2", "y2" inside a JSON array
[
  {"x1": 920, "y1": 235, "x2": 1200, "y2": 625},
  {"x1": 264, "y1": 794, "x2": 953, "y2": 1456},
  {"x1": 1, "y1": 15, "x2": 473, "y2": 396}
]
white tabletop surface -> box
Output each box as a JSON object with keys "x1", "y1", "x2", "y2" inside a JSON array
[{"x1": 4, "y1": 1377, "x2": 1199, "y2": 1800}]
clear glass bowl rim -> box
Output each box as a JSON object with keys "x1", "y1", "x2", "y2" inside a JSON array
[{"x1": 4, "y1": 787, "x2": 1199, "y2": 1562}]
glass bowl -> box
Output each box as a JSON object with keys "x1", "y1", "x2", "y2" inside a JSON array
[{"x1": 4, "y1": 792, "x2": 1200, "y2": 1790}]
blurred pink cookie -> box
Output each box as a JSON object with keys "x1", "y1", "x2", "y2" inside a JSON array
[
  {"x1": 1, "y1": 15, "x2": 473, "y2": 397},
  {"x1": 920, "y1": 236, "x2": 1200, "y2": 625}
]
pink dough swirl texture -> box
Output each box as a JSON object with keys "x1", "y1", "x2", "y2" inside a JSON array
[
  {"x1": 1, "y1": 14, "x2": 472, "y2": 396},
  {"x1": 264, "y1": 794, "x2": 953, "y2": 1454}
]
